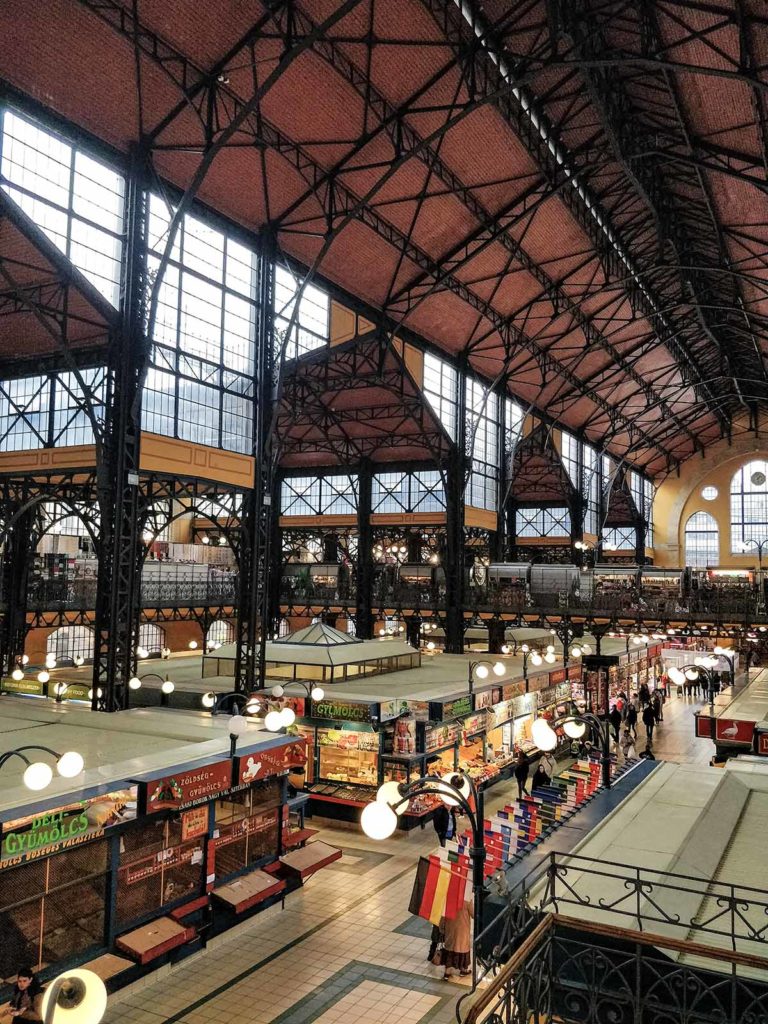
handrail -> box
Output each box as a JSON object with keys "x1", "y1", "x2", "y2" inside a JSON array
[
  {"x1": 552, "y1": 914, "x2": 768, "y2": 971},
  {"x1": 461, "y1": 915, "x2": 554, "y2": 1024}
]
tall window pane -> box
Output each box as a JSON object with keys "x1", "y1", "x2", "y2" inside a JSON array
[
  {"x1": 730, "y1": 460, "x2": 768, "y2": 553},
  {"x1": 144, "y1": 194, "x2": 257, "y2": 453},
  {"x1": 274, "y1": 265, "x2": 329, "y2": 360},
  {"x1": 685, "y1": 511, "x2": 719, "y2": 567},
  {"x1": 466, "y1": 378, "x2": 498, "y2": 511},
  {"x1": 0, "y1": 109, "x2": 124, "y2": 306},
  {"x1": 423, "y1": 353, "x2": 457, "y2": 440}
]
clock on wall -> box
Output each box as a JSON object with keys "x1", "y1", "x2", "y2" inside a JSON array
[{"x1": 751, "y1": 471, "x2": 766, "y2": 487}]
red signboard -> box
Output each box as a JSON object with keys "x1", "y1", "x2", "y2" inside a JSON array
[
  {"x1": 548, "y1": 669, "x2": 567, "y2": 686},
  {"x1": 145, "y1": 760, "x2": 233, "y2": 813},
  {"x1": 758, "y1": 732, "x2": 768, "y2": 756},
  {"x1": 235, "y1": 738, "x2": 308, "y2": 785},
  {"x1": 567, "y1": 665, "x2": 582, "y2": 681},
  {"x1": 695, "y1": 715, "x2": 714, "y2": 739},
  {"x1": 715, "y1": 719, "x2": 754, "y2": 745}
]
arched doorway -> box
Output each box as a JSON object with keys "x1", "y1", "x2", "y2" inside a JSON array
[{"x1": 46, "y1": 625, "x2": 94, "y2": 665}]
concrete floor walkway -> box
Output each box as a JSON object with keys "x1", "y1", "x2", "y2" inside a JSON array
[{"x1": 102, "y1": 693, "x2": 713, "y2": 1024}]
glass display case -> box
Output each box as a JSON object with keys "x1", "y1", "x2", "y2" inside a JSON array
[{"x1": 317, "y1": 727, "x2": 378, "y2": 786}]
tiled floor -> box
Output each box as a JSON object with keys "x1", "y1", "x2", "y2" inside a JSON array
[{"x1": 106, "y1": 694, "x2": 713, "y2": 1024}]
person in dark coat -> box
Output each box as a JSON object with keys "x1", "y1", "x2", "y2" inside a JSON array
[
  {"x1": 626, "y1": 701, "x2": 638, "y2": 738},
  {"x1": 532, "y1": 763, "x2": 550, "y2": 790},
  {"x1": 608, "y1": 704, "x2": 622, "y2": 743},
  {"x1": 652, "y1": 692, "x2": 663, "y2": 723},
  {"x1": 639, "y1": 682, "x2": 651, "y2": 707},
  {"x1": 642, "y1": 702, "x2": 656, "y2": 742},
  {"x1": 514, "y1": 751, "x2": 530, "y2": 800},
  {"x1": 432, "y1": 804, "x2": 458, "y2": 847},
  {"x1": 6, "y1": 968, "x2": 43, "y2": 1022}
]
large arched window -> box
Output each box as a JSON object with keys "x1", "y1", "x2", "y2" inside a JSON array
[
  {"x1": 730, "y1": 460, "x2": 768, "y2": 553},
  {"x1": 685, "y1": 512, "x2": 719, "y2": 567}
]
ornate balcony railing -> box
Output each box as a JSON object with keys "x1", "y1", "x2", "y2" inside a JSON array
[{"x1": 25, "y1": 574, "x2": 239, "y2": 610}]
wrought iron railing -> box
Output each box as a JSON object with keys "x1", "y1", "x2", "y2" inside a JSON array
[
  {"x1": 26, "y1": 575, "x2": 238, "y2": 610},
  {"x1": 460, "y1": 914, "x2": 768, "y2": 1024},
  {"x1": 477, "y1": 851, "x2": 768, "y2": 975}
]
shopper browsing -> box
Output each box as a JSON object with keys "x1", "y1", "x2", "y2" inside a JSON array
[{"x1": 514, "y1": 750, "x2": 530, "y2": 800}]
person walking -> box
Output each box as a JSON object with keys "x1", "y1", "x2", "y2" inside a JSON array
[
  {"x1": 608, "y1": 703, "x2": 623, "y2": 743},
  {"x1": 540, "y1": 750, "x2": 557, "y2": 780},
  {"x1": 654, "y1": 690, "x2": 664, "y2": 722},
  {"x1": 432, "y1": 804, "x2": 457, "y2": 847},
  {"x1": 441, "y1": 900, "x2": 473, "y2": 979},
  {"x1": 642, "y1": 701, "x2": 656, "y2": 743},
  {"x1": 639, "y1": 682, "x2": 650, "y2": 707},
  {"x1": 532, "y1": 762, "x2": 550, "y2": 790},
  {"x1": 626, "y1": 700, "x2": 638, "y2": 738},
  {"x1": 514, "y1": 750, "x2": 530, "y2": 800},
  {"x1": 620, "y1": 727, "x2": 636, "y2": 761}
]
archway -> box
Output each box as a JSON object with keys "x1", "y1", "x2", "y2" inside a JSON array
[
  {"x1": 684, "y1": 511, "x2": 719, "y2": 568},
  {"x1": 46, "y1": 625, "x2": 94, "y2": 665}
]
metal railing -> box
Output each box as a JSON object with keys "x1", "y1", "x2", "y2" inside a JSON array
[
  {"x1": 25, "y1": 574, "x2": 238, "y2": 610},
  {"x1": 461, "y1": 913, "x2": 768, "y2": 1024}
]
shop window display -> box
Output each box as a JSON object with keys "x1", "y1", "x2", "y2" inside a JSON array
[{"x1": 318, "y1": 727, "x2": 378, "y2": 786}]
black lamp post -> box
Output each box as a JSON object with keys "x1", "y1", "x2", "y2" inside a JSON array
[
  {"x1": 0, "y1": 745, "x2": 85, "y2": 790},
  {"x1": 362, "y1": 771, "x2": 486, "y2": 983},
  {"x1": 467, "y1": 659, "x2": 505, "y2": 698}
]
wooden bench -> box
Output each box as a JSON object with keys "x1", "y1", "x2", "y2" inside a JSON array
[
  {"x1": 212, "y1": 869, "x2": 286, "y2": 914},
  {"x1": 116, "y1": 917, "x2": 195, "y2": 965}
]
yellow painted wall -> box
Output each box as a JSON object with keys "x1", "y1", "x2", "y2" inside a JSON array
[{"x1": 653, "y1": 425, "x2": 768, "y2": 567}]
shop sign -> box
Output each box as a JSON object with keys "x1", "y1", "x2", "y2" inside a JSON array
[
  {"x1": 2, "y1": 808, "x2": 90, "y2": 859},
  {"x1": 512, "y1": 691, "x2": 537, "y2": 718},
  {"x1": 440, "y1": 696, "x2": 473, "y2": 720},
  {"x1": 144, "y1": 760, "x2": 233, "y2": 813},
  {"x1": 695, "y1": 715, "x2": 714, "y2": 739},
  {"x1": 181, "y1": 807, "x2": 209, "y2": 842},
  {"x1": 123, "y1": 842, "x2": 203, "y2": 885},
  {"x1": 1, "y1": 788, "x2": 137, "y2": 866},
  {"x1": 461, "y1": 711, "x2": 487, "y2": 736},
  {"x1": 488, "y1": 699, "x2": 514, "y2": 729},
  {"x1": 421, "y1": 721, "x2": 460, "y2": 753},
  {"x1": 59, "y1": 682, "x2": 91, "y2": 701},
  {"x1": 380, "y1": 699, "x2": 429, "y2": 722},
  {"x1": 567, "y1": 665, "x2": 582, "y2": 681},
  {"x1": 474, "y1": 688, "x2": 501, "y2": 710},
  {"x1": 537, "y1": 686, "x2": 557, "y2": 709},
  {"x1": 757, "y1": 731, "x2": 768, "y2": 756},
  {"x1": 1, "y1": 677, "x2": 44, "y2": 696},
  {"x1": 503, "y1": 681, "x2": 525, "y2": 701},
  {"x1": 236, "y1": 738, "x2": 308, "y2": 784},
  {"x1": 715, "y1": 719, "x2": 754, "y2": 745},
  {"x1": 556, "y1": 682, "x2": 571, "y2": 700},
  {"x1": 311, "y1": 699, "x2": 371, "y2": 723},
  {"x1": 548, "y1": 669, "x2": 567, "y2": 686}
]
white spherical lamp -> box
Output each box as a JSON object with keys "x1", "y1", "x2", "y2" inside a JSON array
[
  {"x1": 493, "y1": 661, "x2": 505, "y2": 677},
  {"x1": 563, "y1": 719, "x2": 587, "y2": 740},
  {"x1": 161, "y1": 679, "x2": 175, "y2": 695},
  {"x1": 11, "y1": 667, "x2": 24, "y2": 681},
  {"x1": 264, "y1": 710, "x2": 283, "y2": 732},
  {"x1": 360, "y1": 801, "x2": 398, "y2": 840},
  {"x1": 38, "y1": 670, "x2": 50, "y2": 684},
  {"x1": 24, "y1": 761, "x2": 53, "y2": 790},
  {"x1": 272, "y1": 684, "x2": 284, "y2": 698},
  {"x1": 667, "y1": 666, "x2": 685, "y2": 685},
  {"x1": 376, "y1": 780, "x2": 408, "y2": 813},
  {"x1": 41, "y1": 969, "x2": 108, "y2": 1024},
  {"x1": 439, "y1": 771, "x2": 471, "y2": 807},
  {"x1": 189, "y1": 640, "x2": 199, "y2": 650},
  {"x1": 544, "y1": 652, "x2": 556, "y2": 664},
  {"x1": 201, "y1": 691, "x2": 216, "y2": 708},
  {"x1": 570, "y1": 646, "x2": 582, "y2": 659},
  {"x1": 128, "y1": 677, "x2": 142, "y2": 691},
  {"x1": 57, "y1": 751, "x2": 84, "y2": 778},
  {"x1": 531, "y1": 718, "x2": 558, "y2": 752},
  {"x1": 21, "y1": 654, "x2": 29, "y2": 665},
  {"x1": 228, "y1": 714, "x2": 248, "y2": 737},
  {"x1": 73, "y1": 655, "x2": 84, "y2": 667},
  {"x1": 474, "y1": 663, "x2": 489, "y2": 679},
  {"x1": 310, "y1": 685, "x2": 325, "y2": 702},
  {"x1": 280, "y1": 707, "x2": 296, "y2": 727},
  {"x1": 45, "y1": 653, "x2": 57, "y2": 669},
  {"x1": 245, "y1": 699, "x2": 261, "y2": 716},
  {"x1": 530, "y1": 652, "x2": 543, "y2": 667}
]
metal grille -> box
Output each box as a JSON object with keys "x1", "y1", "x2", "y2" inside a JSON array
[
  {"x1": 115, "y1": 819, "x2": 204, "y2": 927},
  {"x1": 0, "y1": 840, "x2": 108, "y2": 980},
  {"x1": 214, "y1": 809, "x2": 279, "y2": 880}
]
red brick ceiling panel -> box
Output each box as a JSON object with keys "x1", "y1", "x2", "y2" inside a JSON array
[
  {"x1": 399, "y1": 291, "x2": 489, "y2": 354},
  {"x1": 0, "y1": 0, "x2": 147, "y2": 151},
  {"x1": 132, "y1": 0, "x2": 267, "y2": 72}
]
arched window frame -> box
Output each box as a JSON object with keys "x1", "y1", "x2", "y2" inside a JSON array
[
  {"x1": 730, "y1": 460, "x2": 768, "y2": 554},
  {"x1": 684, "y1": 511, "x2": 719, "y2": 568}
]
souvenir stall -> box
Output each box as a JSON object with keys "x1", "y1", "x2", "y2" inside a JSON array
[{"x1": 0, "y1": 733, "x2": 328, "y2": 993}]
